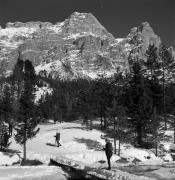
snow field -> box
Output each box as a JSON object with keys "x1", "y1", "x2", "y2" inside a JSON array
[
  {"x1": 1, "y1": 120, "x2": 175, "y2": 179},
  {"x1": 0, "y1": 166, "x2": 67, "y2": 180},
  {"x1": 0, "y1": 153, "x2": 19, "y2": 166},
  {"x1": 8, "y1": 121, "x2": 164, "y2": 166}
]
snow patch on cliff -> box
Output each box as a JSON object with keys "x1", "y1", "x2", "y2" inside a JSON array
[
  {"x1": 35, "y1": 86, "x2": 53, "y2": 103},
  {"x1": 0, "y1": 27, "x2": 36, "y2": 39},
  {"x1": 47, "y1": 22, "x2": 65, "y2": 33}
]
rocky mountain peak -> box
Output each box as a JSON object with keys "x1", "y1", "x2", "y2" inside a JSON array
[
  {"x1": 0, "y1": 12, "x2": 172, "y2": 79},
  {"x1": 126, "y1": 22, "x2": 161, "y2": 63},
  {"x1": 168, "y1": 46, "x2": 175, "y2": 59},
  {"x1": 127, "y1": 22, "x2": 161, "y2": 47},
  {"x1": 63, "y1": 12, "x2": 113, "y2": 38},
  {"x1": 138, "y1": 22, "x2": 153, "y2": 32},
  {"x1": 5, "y1": 21, "x2": 54, "y2": 29}
]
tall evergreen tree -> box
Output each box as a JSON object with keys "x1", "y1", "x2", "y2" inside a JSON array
[
  {"x1": 159, "y1": 44, "x2": 174, "y2": 129},
  {"x1": 0, "y1": 80, "x2": 13, "y2": 149},
  {"x1": 0, "y1": 92, "x2": 10, "y2": 150},
  {"x1": 12, "y1": 58, "x2": 24, "y2": 100},
  {"x1": 145, "y1": 45, "x2": 160, "y2": 78},
  {"x1": 107, "y1": 72, "x2": 128, "y2": 155},
  {"x1": 93, "y1": 75, "x2": 112, "y2": 129},
  {"x1": 145, "y1": 45, "x2": 162, "y2": 143},
  {"x1": 15, "y1": 60, "x2": 39, "y2": 162},
  {"x1": 78, "y1": 80, "x2": 96, "y2": 129},
  {"x1": 165, "y1": 83, "x2": 175, "y2": 144},
  {"x1": 11, "y1": 58, "x2": 24, "y2": 124},
  {"x1": 126, "y1": 62, "x2": 153, "y2": 146},
  {"x1": 2, "y1": 84, "x2": 14, "y2": 136}
]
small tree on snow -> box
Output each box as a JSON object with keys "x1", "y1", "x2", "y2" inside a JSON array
[{"x1": 15, "y1": 60, "x2": 39, "y2": 162}]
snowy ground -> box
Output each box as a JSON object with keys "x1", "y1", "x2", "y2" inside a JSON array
[
  {"x1": 1, "y1": 120, "x2": 175, "y2": 179},
  {"x1": 9, "y1": 120, "x2": 161, "y2": 166},
  {"x1": 0, "y1": 166, "x2": 67, "y2": 180},
  {"x1": 8, "y1": 121, "x2": 120, "y2": 165}
]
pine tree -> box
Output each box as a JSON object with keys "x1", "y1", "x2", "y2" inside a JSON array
[
  {"x1": 15, "y1": 60, "x2": 39, "y2": 162},
  {"x1": 77, "y1": 79, "x2": 96, "y2": 129},
  {"x1": 12, "y1": 58, "x2": 24, "y2": 100},
  {"x1": 126, "y1": 62, "x2": 153, "y2": 146},
  {"x1": 107, "y1": 72, "x2": 127, "y2": 155},
  {"x1": 145, "y1": 45, "x2": 163, "y2": 150},
  {"x1": 145, "y1": 45, "x2": 160, "y2": 78},
  {"x1": 0, "y1": 81, "x2": 13, "y2": 150},
  {"x1": 165, "y1": 83, "x2": 175, "y2": 144},
  {"x1": 93, "y1": 75, "x2": 112, "y2": 129},
  {"x1": 108, "y1": 97, "x2": 126, "y2": 156},
  {"x1": 11, "y1": 58, "x2": 24, "y2": 124},
  {"x1": 51, "y1": 84, "x2": 65, "y2": 123},
  {"x1": 152, "y1": 107, "x2": 159, "y2": 156},
  {"x1": 0, "y1": 122, "x2": 9, "y2": 150},
  {"x1": 2, "y1": 84, "x2": 14, "y2": 136},
  {"x1": 0, "y1": 93, "x2": 10, "y2": 150},
  {"x1": 159, "y1": 44, "x2": 174, "y2": 129}
]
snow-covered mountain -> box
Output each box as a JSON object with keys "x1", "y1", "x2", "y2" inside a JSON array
[{"x1": 0, "y1": 12, "x2": 171, "y2": 79}]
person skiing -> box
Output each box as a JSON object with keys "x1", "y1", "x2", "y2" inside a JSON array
[
  {"x1": 55, "y1": 132, "x2": 61, "y2": 147},
  {"x1": 104, "y1": 138, "x2": 113, "y2": 170}
]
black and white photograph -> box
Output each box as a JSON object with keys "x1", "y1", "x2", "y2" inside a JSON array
[{"x1": 0, "y1": 0, "x2": 174, "y2": 179}]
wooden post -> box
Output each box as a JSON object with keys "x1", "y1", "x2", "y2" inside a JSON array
[
  {"x1": 113, "y1": 117, "x2": 116, "y2": 154},
  {"x1": 118, "y1": 117, "x2": 121, "y2": 156},
  {"x1": 153, "y1": 107, "x2": 158, "y2": 157},
  {"x1": 174, "y1": 116, "x2": 175, "y2": 144},
  {"x1": 162, "y1": 64, "x2": 167, "y2": 130},
  {"x1": 90, "y1": 119, "x2": 93, "y2": 130},
  {"x1": 23, "y1": 141, "x2": 26, "y2": 161},
  {"x1": 23, "y1": 125, "x2": 27, "y2": 162}
]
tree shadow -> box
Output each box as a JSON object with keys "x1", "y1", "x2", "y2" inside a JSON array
[
  {"x1": 92, "y1": 123, "x2": 137, "y2": 145},
  {"x1": 1, "y1": 148, "x2": 20, "y2": 154},
  {"x1": 47, "y1": 126, "x2": 88, "y2": 132},
  {"x1": 46, "y1": 142, "x2": 62, "y2": 147},
  {"x1": 0, "y1": 148, "x2": 21, "y2": 158},
  {"x1": 74, "y1": 138, "x2": 103, "y2": 151},
  {"x1": 47, "y1": 128, "x2": 59, "y2": 132},
  {"x1": 63, "y1": 126, "x2": 87, "y2": 130}
]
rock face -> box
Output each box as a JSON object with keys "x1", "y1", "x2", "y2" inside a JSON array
[
  {"x1": 0, "y1": 12, "x2": 168, "y2": 78},
  {"x1": 126, "y1": 22, "x2": 161, "y2": 62},
  {"x1": 127, "y1": 22, "x2": 161, "y2": 47},
  {"x1": 63, "y1": 12, "x2": 113, "y2": 38}
]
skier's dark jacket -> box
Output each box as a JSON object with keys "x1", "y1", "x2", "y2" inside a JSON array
[
  {"x1": 55, "y1": 132, "x2": 60, "y2": 140},
  {"x1": 105, "y1": 141, "x2": 113, "y2": 157}
]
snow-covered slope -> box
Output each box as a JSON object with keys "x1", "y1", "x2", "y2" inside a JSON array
[
  {"x1": 9, "y1": 121, "x2": 162, "y2": 165},
  {"x1": 5, "y1": 120, "x2": 174, "y2": 179},
  {"x1": 0, "y1": 166, "x2": 67, "y2": 180}
]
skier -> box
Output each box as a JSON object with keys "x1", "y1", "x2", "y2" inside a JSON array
[
  {"x1": 104, "y1": 138, "x2": 113, "y2": 170},
  {"x1": 55, "y1": 132, "x2": 61, "y2": 147}
]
